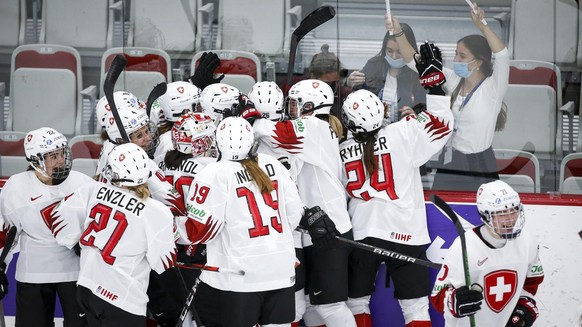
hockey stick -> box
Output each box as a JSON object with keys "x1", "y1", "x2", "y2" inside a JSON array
[
  {"x1": 176, "y1": 262, "x2": 245, "y2": 276},
  {"x1": 430, "y1": 194, "x2": 476, "y2": 327},
  {"x1": 145, "y1": 82, "x2": 168, "y2": 118},
  {"x1": 103, "y1": 54, "x2": 130, "y2": 143},
  {"x1": 286, "y1": 5, "x2": 336, "y2": 93},
  {"x1": 337, "y1": 236, "x2": 441, "y2": 269},
  {"x1": 176, "y1": 279, "x2": 200, "y2": 327},
  {"x1": 0, "y1": 226, "x2": 18, "y2": 327},
  {"x1": 296, "y1": 228, "x2": 441, "y2": 269}
]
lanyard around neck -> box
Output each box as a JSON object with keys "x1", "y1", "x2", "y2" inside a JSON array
[{"x1": 460, "y1": 78, "x2": 485, "y2": 111}]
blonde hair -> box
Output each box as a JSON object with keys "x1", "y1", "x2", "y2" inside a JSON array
[
  {"x1": 241, "y1": 158, "x2": 274, "y2": 194},
  {"x1": 328, "y1": 115, "x2": 344, "y2": 142},
  {"x1": 126, "y1": 184, "x2": 151, "y2": 201}
]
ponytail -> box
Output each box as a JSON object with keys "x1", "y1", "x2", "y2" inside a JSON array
[
  {"x1": 353, "y1": 130, "x2": 379, "y2": 177},
  {"x1": 240, "y1": 157, "x2": 274, "y2": 194},
  {"x1": 126, "y1": 184, "x2": 151, "y2": 201},
  {"x1": 316, "y1": 114, "x2": 344, "y2": 143}
]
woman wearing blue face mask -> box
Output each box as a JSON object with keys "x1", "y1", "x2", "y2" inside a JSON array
[
  {"x1": 392, "y1": 3, "x2": 509, "y2": 191},
  {"x1": 347, "y1": 20, "x2": 426, "y2": 123}
]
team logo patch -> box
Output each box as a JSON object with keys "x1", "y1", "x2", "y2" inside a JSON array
[
  {"x1": 312, "y1": 81, "x2": 320, "y2": 89},
  {"x1": 221, "y1": 86, "x2": 228, "y2": 93},
  {"x1": 353, "y1": 102, "x2": 359, "y2": 110},
  {"x1": 27, "y1": 134, "x2": 33, "y2": 142},
  {"x1": 109, "y1": 117, "x2": 115, "y2": 125},
  {"x1": 105, "y1": 104, "x2": 111, "y2": 111},
  {"x1": 483, "y1": 269, "x2": 517, "y2": 313},
  {"x1": 177, "y1": 86, "x2": 185, "y2": 94},
  {"x1": 119, "y1": 154, "x2": 125, "y2": 161}
]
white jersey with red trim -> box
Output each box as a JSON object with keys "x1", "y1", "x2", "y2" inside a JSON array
[
  {"x1": 0, "y1": 170, "x2": 94, "y2": 283},
  {"x1": 431, "y1": 226, "x2": 544, "y2": 327},
  {"x1": 161, "y1": 155, "x2": 216, "y2": 244},
  {"x1": 339, "y1": 94, "x2": 453, "y2": 245},
  {"x1": 152, "y1": 131, "x2": 173, "y2": 167},
  {"x1": 97, "y1": 144, "x2": 184, "y2": 216},
  {"x1": 184, "y1": 153, "x2": 304, "y2": 292},
  {"x1": 52, "y1": 182, "x2": 177, "y2": 315},
  {"x1": 253, "y1": 117, "x2": 352, "y2": 241}
]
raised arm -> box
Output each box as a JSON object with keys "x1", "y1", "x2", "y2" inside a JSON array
[
  {"x1": 472, "y1": 3, "x2": 505, "y2": 53},
  {"x1": 390, "y1": 15, "x2": 417, "y2": 64}
]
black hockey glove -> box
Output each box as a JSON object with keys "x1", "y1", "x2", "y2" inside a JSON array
[
  {"x1": 300, "y1": 206, "x2": 339, "y2": 248},
  {"x1": 506, "y1": 296, "x2": 538, "y2": 327},
  {"x1": 188, "y1": 52, "x2": 224, "y2": 90},
  {"x1": 415, "y1": 41, "x2": 446, "y2": 95},
  {"x1": 448, "y1": 283, "x2": 483, "y2": 317},
  {"x1": 232, "y1": 93, "x2": 261, "y2": 125},
  {"x1": 0, "y1": 263, "x2": 8, "y2": 300}
]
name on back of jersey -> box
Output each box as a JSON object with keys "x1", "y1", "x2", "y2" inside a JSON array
[
  {"x1": 96, "y1": 186, "x2": 145, "y2": 215},
  {"x1": 234, "y1": 163, "x2": 277, "y2": 185},
  {"x1": 340, "y1": 135, "x2": 389, "y2": 161}
]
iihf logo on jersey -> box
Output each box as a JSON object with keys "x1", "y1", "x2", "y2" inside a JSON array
[
  {"x1": 390, "y1": 232, "x2": 412, "y2": 242},
  {"x1": 96, "y1": 285, "x2": 119, "y2": 301}
]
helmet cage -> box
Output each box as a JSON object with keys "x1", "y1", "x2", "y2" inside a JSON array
[
  {"x1": 171, "y1": 113, "x2": 216, "y2": 156},
  {"x1": 30, "y1": 146, "x2": 73, "y2": 181},
  {"x1": 480, "y1": 204, "x2": 525, "y2": 239}
]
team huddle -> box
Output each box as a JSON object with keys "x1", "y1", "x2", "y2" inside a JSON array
[{"x1": 0, "y1": 32, "x2": 544, "y2": 327}]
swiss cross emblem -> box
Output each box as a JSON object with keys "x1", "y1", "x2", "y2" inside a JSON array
[
  {"x1": 312, "y1": 81, "x2": 320, "y2": 89},
  {"x1": 105, "y1": 104, "x2": 111, "y2": 111},
  {"x1": 484, "y1": 269, "x2": 517, "y2": 313},
  {"x1": 27, "y1": 134, "x2": 33, "y2": 142},
  {"x1": 177, "y1": 86, "x2": 185, "y2": 94},
  {"x1": 353, "y1": 102, "x2": 359, "y2": 110},
  {"x1": 109, "y1": 117, "x2": 115, "y2": 125},
  {"x1": 221, "y1": 86, "x2": 228, "y2": 93},
  {"x1": 119, "y1": 154, "x2": 125, "y2": 161}
]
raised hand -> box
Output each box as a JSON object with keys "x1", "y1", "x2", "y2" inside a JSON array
[{"x1": 415, "y1": 41, "x2": 446, "y2": 95}]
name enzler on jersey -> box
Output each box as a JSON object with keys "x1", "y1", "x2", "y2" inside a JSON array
[{"x1": 96, "y1": 186, "x2": 145, "y2": 215}]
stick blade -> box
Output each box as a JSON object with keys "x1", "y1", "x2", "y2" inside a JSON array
[
  {"x1": 145, "y1": 82, "x2": 168, "y2": 116},
  {"x1": 104, "y1": 54, "x2": 128, "y2": 92},
  {"x1": 293, "y1": 5, "x2": 336, "y2": 39}
]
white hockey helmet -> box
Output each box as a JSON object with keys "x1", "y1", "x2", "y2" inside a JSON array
[
  {"x1": 24, "y1": 127, "x2": 72, "y2": 181},
  {"x1": 199, "y1": 83, "x2": 240, "y2": 124},
  {"x1": 287, "y1": 79, "x2": 334, "y2": 118},
  {"x1": 104, "y1": 107, "x2": 159, "y2": 155},
  {"x1": 171, "y1": 112, "x2": 216, "y2": 156},
  {"x1": 476, "y1": 180, "x2": 525, "y2": 240},
  {"x1": 342, "y1": 89, "x2": 384, "y2": 134},
  {"x1": 158, "y1": 81, "x2": 201, "y2": 122},
  {"x1": 216, "y1": 117, "x2": 254, "y2": 161},
  {"x1": 103, "y1": 143, "x2": 151, "y2": 187},
  {"x1": 96, "y1": 91, "x2": 142, "y2": 128},
  {"x1": 248, "y1": 81, "x2": 284, "y2": 121}
]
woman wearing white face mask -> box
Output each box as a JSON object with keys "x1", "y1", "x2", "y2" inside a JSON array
[
  {"x1": 347, "y1": 20, "x2": 426, "y2": 124},
  {"x1": 392, "y1": 3, "x2": 509, "y2": 191}
]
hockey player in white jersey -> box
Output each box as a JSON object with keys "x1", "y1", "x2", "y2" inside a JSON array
[
  {"x1": 243, "y1": 80, "x2": 355, "y2": 327},
  {"x1": 0, "y1": 127, "x2": 94, "y2": 326},
  {"x1": 152, "y1": 81, "x2": 201, "y2": 166},
  {"x1": 98, "y1": 107, "x2": 185, "y2": 216},
  {"x1": 430, "y1": 180, "x2": 544, "y2": 327},
  {"x1": 183, "y1": 117, "x2": 338, "y2": 326},
  {"x1": 162, "y1": 112, "x2": 216, "y2": 288},
  {"x1": 52, "y1": 143, "x2": 177, "y2": 326},
  {"x1": 340, "y1": 43, "x2": 453, "y2": 327},
  {"x1": 199, "y1": 82, "x2": 240, "y2": 126},
  {"x1": 249, "y1": 81, "x2": 307, "y2": 325}
]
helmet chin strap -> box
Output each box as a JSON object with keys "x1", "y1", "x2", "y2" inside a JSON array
[{"x1": 301, "y1": 103, "x2": 332, "y2": 116}]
